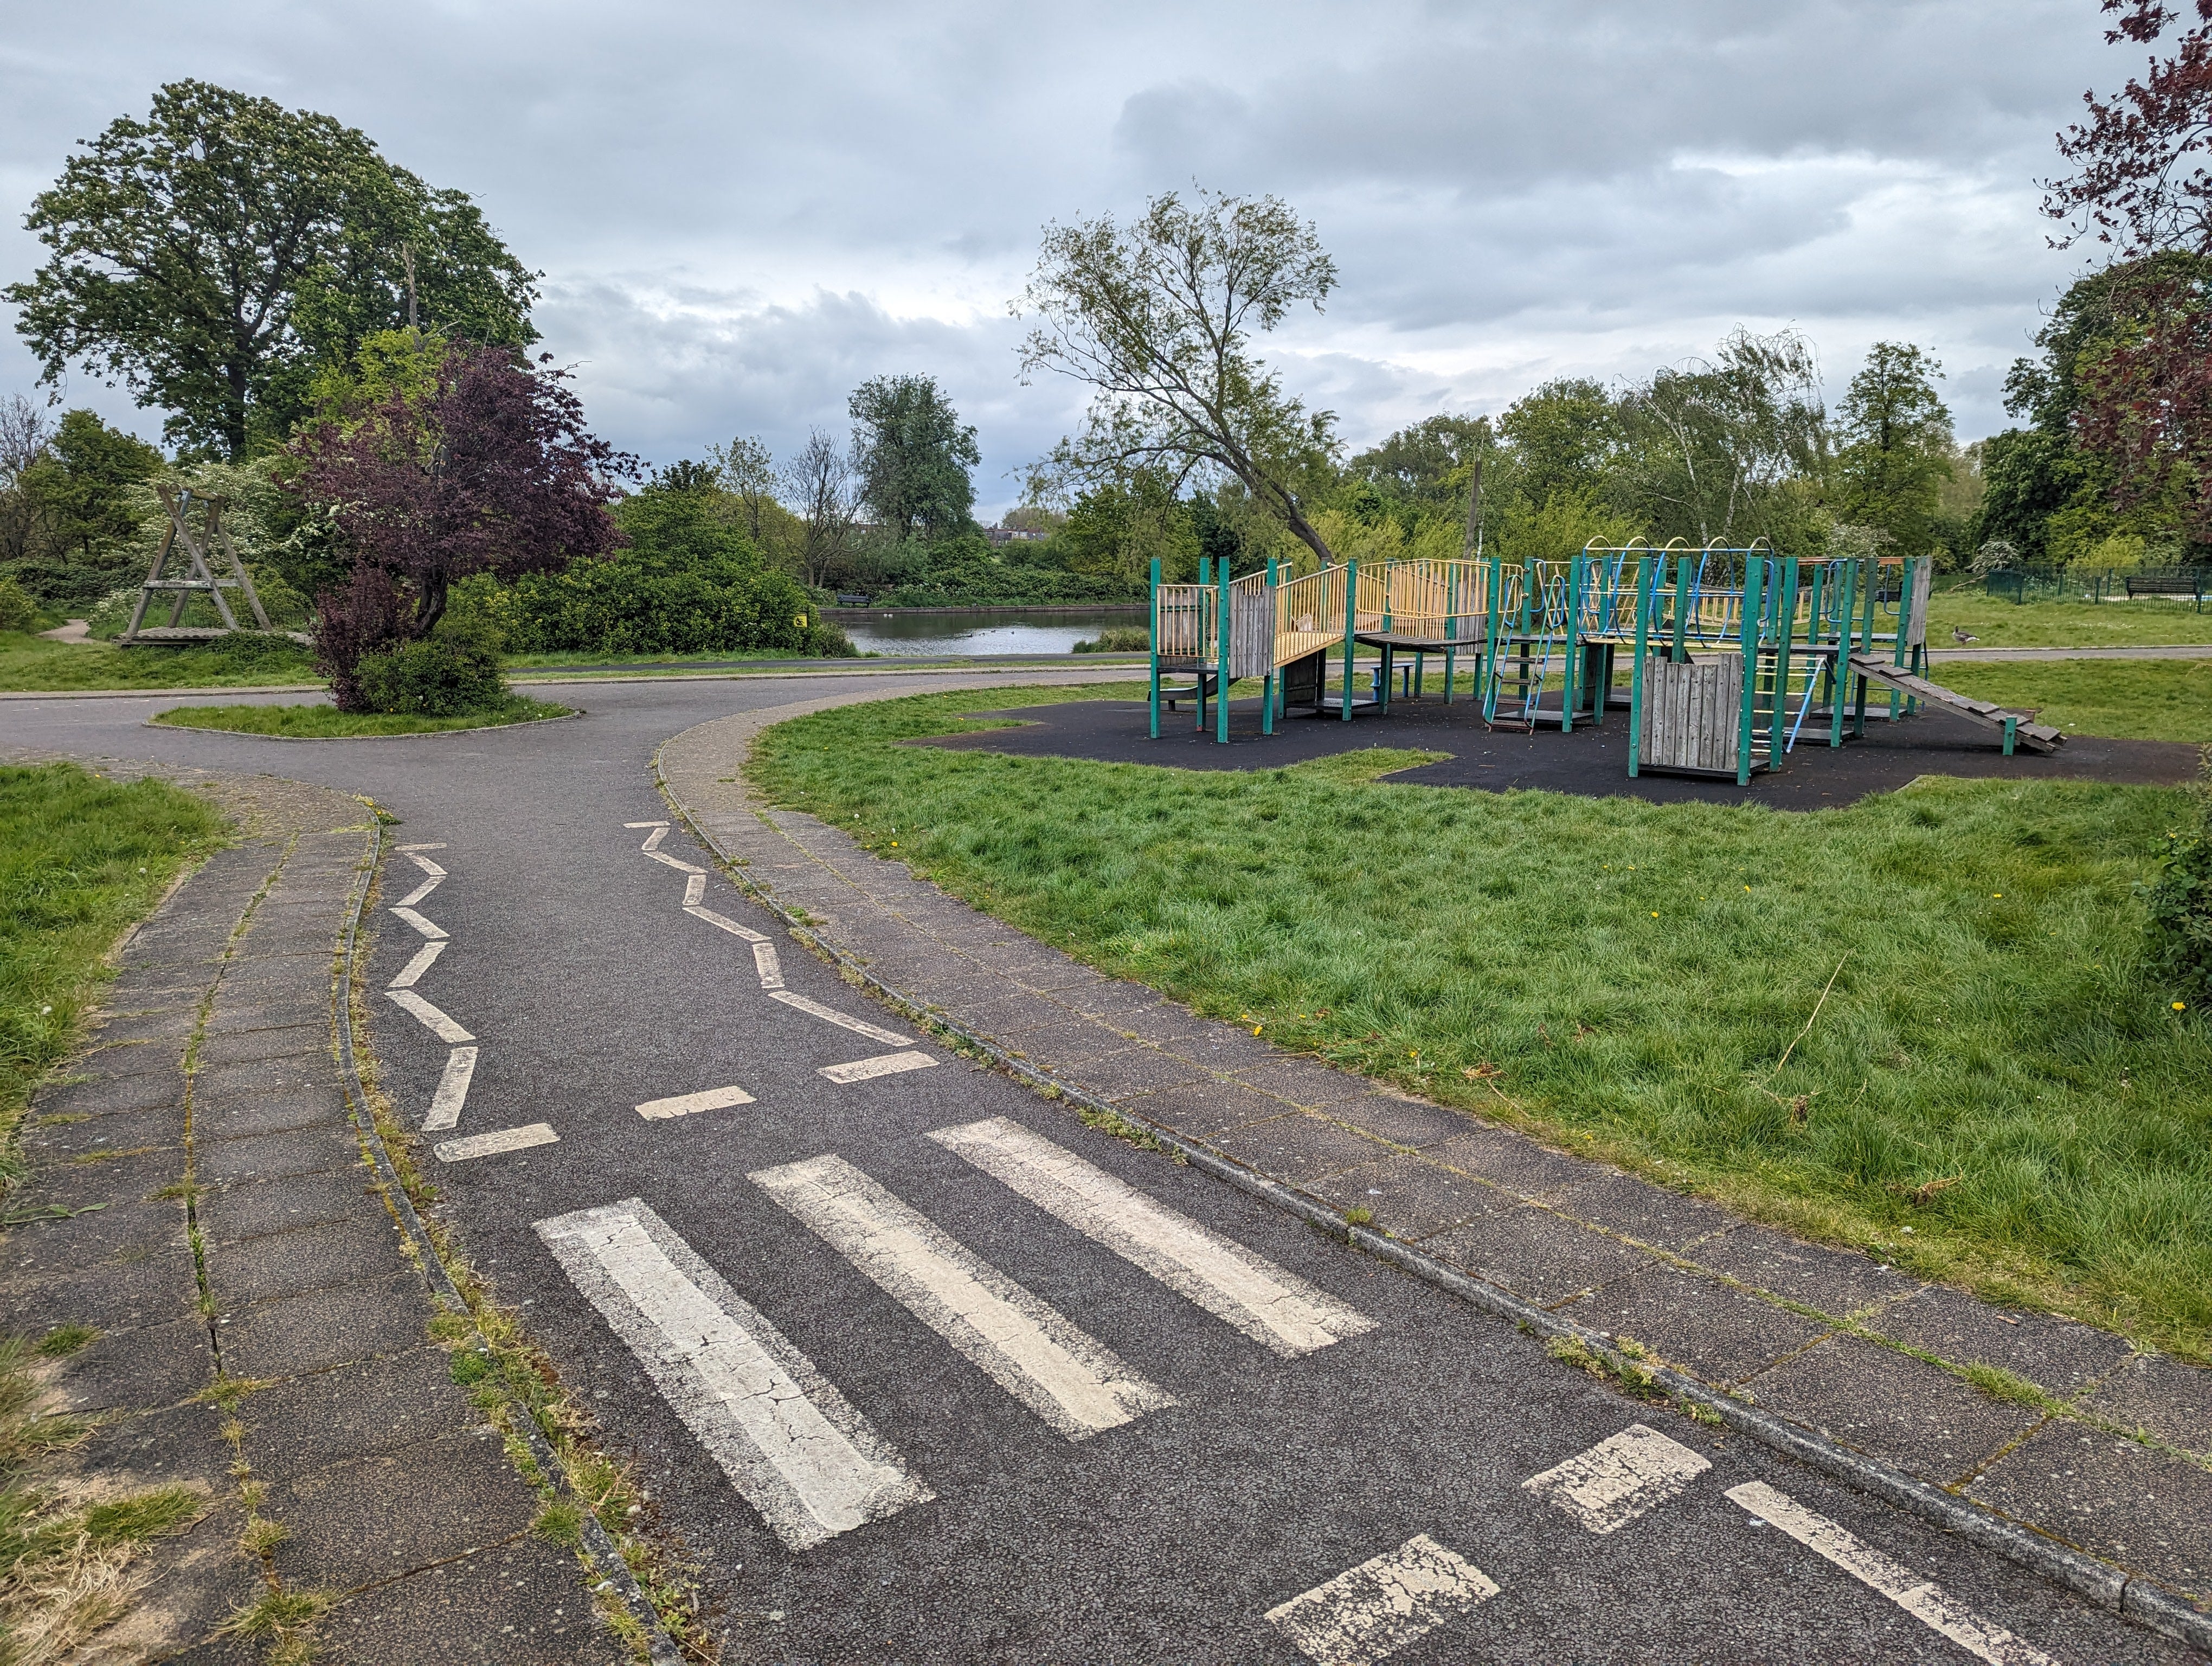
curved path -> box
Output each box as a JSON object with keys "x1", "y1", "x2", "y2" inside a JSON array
[{"x1": 5, "y1": 675, "x2": 2195, "y2": 1666}]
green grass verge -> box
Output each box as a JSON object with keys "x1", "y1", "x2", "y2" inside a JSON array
[
  {"x1": 1, "y1": 762, "x2": 226, "y2": 1155},
  {"x1": 1938, "y1": 659, "x2": 2212, "y2": 744},
  {"x1": 0, "y1": 631, "x2": 318, "y2": 692},
  {"x1": 150, "y1": 696, "x2": 573, "y2": 737},
  {"x1": 1929, "y1": 587, "x2": 2212, "y2": 648},
  {"x1": 749, "y1": 684, "x2": 2212, "y2": 1357}
]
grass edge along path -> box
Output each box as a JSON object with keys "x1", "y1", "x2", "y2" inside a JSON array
[
  {"x1": 0, "y1": 762, "x2": 229, "y2": 1655},
  {"x1": 747, "y1": 684, "x2": 2212, "y2": 1361},
  {"x1": 151, "y1": 696, "x2": 573, "y2": 738}
]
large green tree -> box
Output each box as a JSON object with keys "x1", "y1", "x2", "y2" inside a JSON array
[
  {"x1": 847, "y1": 375, "x2": 980, "y2": 540},
  {"x1": 1831, "y1": 342, "x2": 1954, "y2": 560},
  {"x1": 7, "y1": 81, "x2": 537, "y2": 462}
]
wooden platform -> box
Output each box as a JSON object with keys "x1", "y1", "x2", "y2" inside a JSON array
[{"x1": 1847, "y1": 653, "x2": 2062, "y2": 754}]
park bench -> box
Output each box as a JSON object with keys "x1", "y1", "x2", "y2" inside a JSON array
[{"x1": 2123, "y1": 571, "x2": 2207, "y2": 610}]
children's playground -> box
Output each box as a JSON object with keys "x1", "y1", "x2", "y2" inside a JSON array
[{"x1": 919, "y1": 543, "x2": 2199, "y2": 804}]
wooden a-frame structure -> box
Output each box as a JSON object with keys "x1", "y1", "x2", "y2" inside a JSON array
[{"x1": 119, "y1": 485, "x2": 274, "y2": 644}]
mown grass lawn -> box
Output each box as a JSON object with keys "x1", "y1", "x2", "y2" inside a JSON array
[
  {"x1": 151, "y1": 696, "x2": 572, "y2": 737},
  {"x1": 1928, "y1": 586, "x2": 2212, "y2": 648},
  {"x1": 1938, "y1": 658, "x2": 2211, "y2": 744},
  {"x1": 751, "y1": 685, "x2": 2212, "y2": 1357},
  {"x1": 0, "y1": 762, "x2": 226, "y2": 1146},
  {"x1": 0, "y1": 631, "x2": 318, "y2": 691}
]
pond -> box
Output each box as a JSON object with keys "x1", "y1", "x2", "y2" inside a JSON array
[{"x1": 833, "y1": 607, "x2": 1144, "y2": 657}]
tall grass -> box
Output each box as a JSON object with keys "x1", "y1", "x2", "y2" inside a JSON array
[{"x1": 751, "y1": 687, "x2": 2212, "y2": 1355}]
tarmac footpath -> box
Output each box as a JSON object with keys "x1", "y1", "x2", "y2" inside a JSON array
[{"x1": 1, "y1": 766, "x2": 620, "y2": 1665}]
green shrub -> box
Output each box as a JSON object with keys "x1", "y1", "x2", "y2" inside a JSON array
[
  {"x1": 1072, "y1": 626, "x2": 1150, "y2": 653},
  {"x1": 353, "y1": 613, "x2": 505, "y2": 715},
  {"x1": 2145, "y1": 750, "x2": 2212, "y2": 1014},
  {"x1": 0, "y1": 578, "x2": 40, "y2": 635}
]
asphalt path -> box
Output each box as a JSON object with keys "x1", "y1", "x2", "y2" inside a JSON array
[{"x1": 2, "y1": 680, "x2": 2189, "y2": 1666}]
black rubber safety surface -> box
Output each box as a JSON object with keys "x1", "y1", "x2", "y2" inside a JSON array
[{"x1": 917, "y1": 696, "x2": 2201, "y2": 809}]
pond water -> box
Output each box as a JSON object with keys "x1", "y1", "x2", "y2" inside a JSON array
[{"x1": 834, "y1": 607, "x2": 1144, "y2": 657}]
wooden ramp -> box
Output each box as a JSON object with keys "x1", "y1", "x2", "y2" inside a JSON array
[{"x1": 1846, "y1": 653, "x2": 2062, "y2": 754}]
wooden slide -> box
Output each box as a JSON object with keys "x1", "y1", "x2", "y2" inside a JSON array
[{"x1": 1846, "y1": 653, "x2": 2063, "y2": 755}]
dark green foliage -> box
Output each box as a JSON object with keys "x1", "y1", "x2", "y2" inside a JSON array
[
  {"x1": 1832, "y1": 342, "x2": 1954, "y2": 561},
  {"x1": 867, "y1": 531, "x2": 1136, "y2": 607},
  {"x1": 848, "y1": 374, "x2": 979, "y2": 540},
  {"x1": 2145, "y1": 754, "x2": 2212, "y2": 1010},
  {"x1": 7, "y1": 80, "x2": 536, "y2": 458},
  {"x1": 1349, "y1": 414, "x2": 1493, "y2": 510},
  {"x1": 353, "y1": 612, "x2": 505, "y2": 715},
  {"x1": 0, "y1": 579, "x2": 37, "y2": 635},
  {"x1": 484, "y1": 484, "x2": 848, "y2": 657}
]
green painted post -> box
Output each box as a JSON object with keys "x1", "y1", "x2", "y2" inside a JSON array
[
  {"x1": 1737, "y1": 556, "x2": 1764, "y2": 785},
  {"x1": 1628, "y1": 555, "x2": 1652, "y2": 778},
  {"x1": 1562, "y1": 554, "x2": 1583, "y2": 732},
  {"x1": 1263, "y1": 556, "x2": 1277, "y2": 736},
  {"x1": 1483, "y1": 553, "x2": 1504, "y2": 721},
  {"x1": 1829, "y1": 555, "x2": 1857, "y2": 748},
  {"x1": 1854, "y1": 552, "x2": 1877, "y2": 739},
  {"x1": 1148, "y1": 556, "x2": 1162, "y2": 739},
  {"x1": 1670, "y1": 552, "x2": 1692, "y2": 663},
  {"x1": 1217, "y1": 555, "x2": 1232, "y2": 745},
  {"x1": 1772, "y1": 558, "x2": 1799, "y2": 768}
]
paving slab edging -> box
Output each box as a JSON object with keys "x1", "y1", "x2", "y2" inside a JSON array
[
  {"x1": 653, "y1": 715, "x2": 2212, "y2": 1659},
  {"x1": 333, "y1": 817, "x2": 682, "y2": 1665}
]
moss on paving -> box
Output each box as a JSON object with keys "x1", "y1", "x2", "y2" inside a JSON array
[{"x1": 750, "y1": 683, "x2": 2212, "y2": 1359}]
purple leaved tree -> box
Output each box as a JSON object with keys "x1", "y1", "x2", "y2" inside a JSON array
[{"x1": 290, "y1": 342, "x2": 634, "y2": 708}]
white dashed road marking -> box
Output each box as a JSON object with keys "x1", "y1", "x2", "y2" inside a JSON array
[
  {"x1": 818, "y1": 1050, "x2": 936, "y2": 1084},
  {"x1": 1523, "y1": 1424, "x2": 1712, "y2": 1535},
  {"x1": 423, "y1": 1046, "x2": 479, "y2": 1132},
  {"x1": 395, "y1": 873, "x2": 443, "y2": 908},
  {"x1": 436, "y1": 1122, "x2": 558, "y2": 1162},
  {"x1": 683, "y1": 872, "x2": 706, "y2": 906},
  {"x1": 753, "y1": 1154, "x2": 1174, "y2": 1440},
  {"x1": 1725, "y1": 1482, "x2": 2058, "y2": 1666},
  {"x1": 637, "y1": 1085, "x2": 757, "y2": 1120},
  {"x1": 752, "y1": 941, "x2": 783, "y2": 989},
  {"x1": 769, "y1": 990, "x2": 913, "y2": 1047},
  {"x1": 535, "y1": 1199, "x2": 931, "y2": 1550},
  {"x1": 686, "y1": 905, "x2": 769, "y2": 944},
  {"x1": 387, "y1": 988, "x2": 474, "y2": 1044},
  {"x1": 929, "y1": 1117, "x2": 1375, "y2": 1357},
  {"x1": 395, "y1": 842, "x2": 447, "y2": 851},
  {"x1": 623, "y1": 822, "x2": 668, "y2": 829},
  {"x1": 387, "y1": 939, "x2": 446, "y2": 989},
  {"x1": 1264, "y1": 1535, "x2": 1499, "y2": 1666},
  {"x1": 389, "y1": 906, "x2": 447, "y2": 940},
  {"x1": 639, "y1": 824, "x2": 669, "y2": 851}
]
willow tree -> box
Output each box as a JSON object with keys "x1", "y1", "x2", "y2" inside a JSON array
[{"x1": 1014, "y1": 188, "x2": 1342, "y2": 569}]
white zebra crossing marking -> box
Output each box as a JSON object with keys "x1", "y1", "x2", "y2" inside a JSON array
[
  {"x1": 637, "y1": 1085, "x2": 756, "y2": 1120},
  {"x1": 768, "y1": 990, "x2": 912, "y2": 1046},
  {"x1": 436, "y1": 1122, "x2": 557, "y2": 1162},
  {"x1": 535, "y1": 1199, "x2": 930, "y2": 1550},
  {"x1": 387, "y1": 939, "x2": 446, "y2": 989},
  {"x1": 387, "y1": 987, "x2": 474, "y2": 1043},
  {"x1": 423, "y1": 1046, "x2": 478, "y2": 1132},
  {"x1": 928, "y1": 1117, "x2": 1375, "y2": 1357},
  {"x1": 1726, "y1": 1483, "x2": 2057, "y2": 1666},
  {"x1": 1264, "y1": 1535, "x2": 1497, "y2": 1666},
  {"x1": 819, "y1": 1050, "x2": 936, "y2": 1084},
  {"x1": 1523, "y1": 1423, "x2": 1711, "y2": 1535},
  {"x1": 389, "y1": 906, "x2": 446, "y2": 940},
  {"x1": 752, "y1": 1154, "x2": 1173, "y2": 1441}
]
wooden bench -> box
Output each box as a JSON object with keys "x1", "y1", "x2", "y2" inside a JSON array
[{"x1": 2124, "y1": 572, "x2": 2207, "y2": 608}]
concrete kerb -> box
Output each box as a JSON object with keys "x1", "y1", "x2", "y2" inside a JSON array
[
  {"x1": 653, "y1": 689, "x2": 2212, "y2": 1660},
  {"x1": 332, "y1": 817, "x2": 682, "y2": 1665}
]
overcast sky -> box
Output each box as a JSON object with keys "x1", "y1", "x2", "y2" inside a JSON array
[{"x1": 0, "y1": 1, "x2": 2131, "y2": 517}]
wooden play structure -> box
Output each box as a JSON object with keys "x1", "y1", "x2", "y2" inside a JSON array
[
  {"x1": 119, "y1": 486, "x2": 275, "y2": 645},
  {"x1": 1147, "y1": 538, "x2": 2062, "y2": 780}
]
